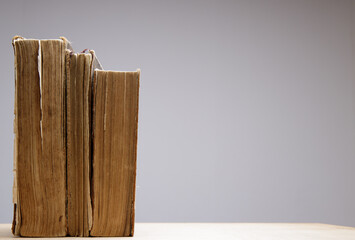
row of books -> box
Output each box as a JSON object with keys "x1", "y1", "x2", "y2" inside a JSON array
[{"x1": 12, "y1": 36, "x2": 140, "y2": 237}]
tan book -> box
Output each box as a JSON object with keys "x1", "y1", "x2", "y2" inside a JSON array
[
  {"x1": 66, "y1": 50, "x2": 91, "y2": 237},
  {"x1": 90, "y1": 69, "x2": 140, "y2": 236},
  {"x1": 12, "y1": 37, "x2": 69, "y2": 237},
  {"x1": 65, "y1": 49, "x2": 102, "y2": 236}
]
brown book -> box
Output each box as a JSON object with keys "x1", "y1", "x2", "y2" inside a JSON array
[
  {"x1": 90, "y1": 69, "x2": 140, "y2": 236},
  {"x1": 65, "y1": 49, "x2": 103, "y2": 236},
  {"x1": 66, "y1": 50, "x2": 92, "y2": 237},
  {"x1": 12, "y1": 37, "x2": 68, "y2": 237}
]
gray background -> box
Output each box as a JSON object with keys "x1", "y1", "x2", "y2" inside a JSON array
[{"x1": 0, "y1": 0, "x2": 355, "y2": 226}]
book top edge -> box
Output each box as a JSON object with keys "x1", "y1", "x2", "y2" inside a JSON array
[
  {"x1": 12, "y1": 38, "x2": 65, "y2": 43},
  {"x1": 12, "y1": 36, "x2": 72, "y2": 50},
  {"x1": 65, "y1": 50, "x2": 92, "y2": 56},
  {"x1": 95, "y1": 69, "x2": 141, "y2": 74}
]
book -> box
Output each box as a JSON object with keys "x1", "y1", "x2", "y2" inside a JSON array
[
  {"x1": 12, "y1": 36, "x2": 139, "y2": 237},
  {"x1": 66, "y1": 50, "x2": 91, "y2": 237},
  {"x1": 12, "y1": 37, "x2": 69, "y2": 237},
  {"x1": 65, "y1": 49, "x2": 103, "y2": 237},
  {"x1": 90, "y1": 69, "x2": 140, "y2": 236}
]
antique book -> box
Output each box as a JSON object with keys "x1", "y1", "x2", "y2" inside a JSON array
[
  {"x1": 12, "y1": 37, "x2": 69, "y2": 237},
  {"x1": 66, "y1": 50, "x2": 92, "y2": 237},
  {"x1": 65, "y1": 49, "x2": 102, "y2": 237},
  {"x1": 90, "y1": 69, "x2": 140, "y2": 236}
]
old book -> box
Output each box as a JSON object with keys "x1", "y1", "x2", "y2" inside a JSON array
[
  {"x1": 65, "y1": 49, "x2": 103, "y2": 236},
  {"x1": 66, "y1": 50, "x2": 92, "y2": 237},
  {"x1": 91, "y1": 70, "x2": 140, "y2": 236},
  {"x1": 12, "y1": 37, "x2": 69, "y2": 236}
]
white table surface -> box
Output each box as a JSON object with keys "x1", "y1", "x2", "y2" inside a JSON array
[{"x1": 1, "y1": 223, "x2": 355, "y2": 239}]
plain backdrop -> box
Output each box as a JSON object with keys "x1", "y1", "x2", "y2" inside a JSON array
[{"x1": 0, "y1": 0, "x2": 355, "y2": 227}]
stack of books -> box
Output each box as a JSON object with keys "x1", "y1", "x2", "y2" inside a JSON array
[{"x1": 11, "y1": 36, "x2": 140, "y2": 237}]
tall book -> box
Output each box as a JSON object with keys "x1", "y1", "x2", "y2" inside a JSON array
[
  {"x1": 12, "y1": 37, "x2": 69, "y2": 237},
  {"x1": 90, "y1": 70, "x2": 140, "y2": 236},
  {"x1": 66, "y1": 50, "x2": 91, "y2": 237},
  {"x1": 65, "y1": 49, "x2": 103, "y2": 236}
]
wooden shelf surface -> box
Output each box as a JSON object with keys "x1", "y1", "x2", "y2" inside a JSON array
[{"x1": 1, "y1": 223, "x2": 354, "y2": 239}]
